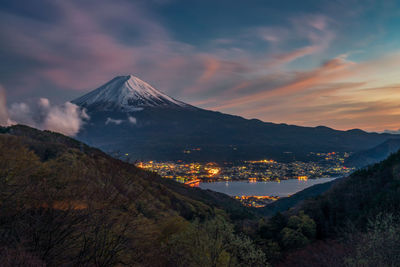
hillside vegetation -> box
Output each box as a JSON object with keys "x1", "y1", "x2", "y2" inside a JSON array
[
  {"x1": 0, "y1": 125, "x2": 265, "y2": 267},
  {"x1": 257, "y1": 146, "x2": 400, "y2": 266}
]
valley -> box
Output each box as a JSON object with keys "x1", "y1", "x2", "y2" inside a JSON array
[
  {"x1": 200, "y1": 178, "x2": 338, "y2": 208},
  {"x1": 134, "y1": 155, "x2": 349, "y2": 208}
]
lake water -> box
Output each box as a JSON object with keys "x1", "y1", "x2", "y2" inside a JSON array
[{"x1": 199, "y1": 177, "x2": 337, "y2": 197}]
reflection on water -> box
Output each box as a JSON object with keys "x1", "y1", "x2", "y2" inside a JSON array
[{"x1": 199, "y1": 177, "x2": 337, "y2": 197}]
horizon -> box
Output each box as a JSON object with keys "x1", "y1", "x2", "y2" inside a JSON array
[
  {"x1": 2, "y1": 73, "x2": 394, "y2": 135},
  {"x1": 1, "y1": 0, "x2": 400, "y2": 132},
  {"x1": 71, "y1": 73, "x2": 393, "y2": 134}
]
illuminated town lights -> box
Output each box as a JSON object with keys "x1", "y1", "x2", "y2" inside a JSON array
[
  {"x1": 297, "y1": 176, "x2": 308, "y2": 181},
  {"x1": 135, "y1": 153, "x2": 354, "y2": 183},
  {"x1": 207, "y1": 167, "x2": 221, "y2": 176}
]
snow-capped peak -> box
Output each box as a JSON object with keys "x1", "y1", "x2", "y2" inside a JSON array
[{"x1": 72, "y1": 75, "x2": 190, "y2": 111}]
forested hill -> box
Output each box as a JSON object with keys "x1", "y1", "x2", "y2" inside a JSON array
[
  {"x1": 259, "y1": 144, "x2": 400, "y2": 266},
  {"x1": 0, "y1": 125, "x2": 266, "y2": 266},
  {"x1": 302, "y1": 150, "x2": 400, "y2": 237}
]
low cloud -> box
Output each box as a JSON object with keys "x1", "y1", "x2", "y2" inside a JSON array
[
  {"x1": 128, "y1": 116, "x2": 137, "y2": 124},
  {"x1": 0, "y1": 87, "x2": 88, "y2": 136},
  {"x1": 105, "y1": 116, "x2": 137, "y2": 125},
  {"x1": 43, "y1": 102, "x2": 89, "y2": 136},
  {"x1": 383, "y1": 129, "x2": 400, "y2": 135},
  {"x1": 105, "y1": 118, "x2": 123, "y2": 125}
]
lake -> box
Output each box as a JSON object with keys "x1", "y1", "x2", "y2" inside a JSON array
[{"x1": 199, "y1": 177, "x2": 337, "y2": 197}]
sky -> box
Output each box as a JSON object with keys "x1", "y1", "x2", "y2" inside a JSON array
[{"x1": 1, "y1": 0, "x2": 400, "y2": 132}]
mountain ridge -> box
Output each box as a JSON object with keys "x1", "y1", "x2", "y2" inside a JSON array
[
  {"x1": 72, "y1": 75, "x2": 400, "y2": 163},
  {"x1": 345, "y1": 138, "x2": 400, "y2": 168}
]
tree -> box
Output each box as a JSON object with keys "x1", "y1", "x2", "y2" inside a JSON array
[
  {"x1": 166, "y1": 216, "x2": 267, "y2": 267},
  {"x1": 280, "y1": 211, "x2": 316, "y2": 249},
  {"x1": 345, "y1": 213, "x2": 400, "y2": 266}
]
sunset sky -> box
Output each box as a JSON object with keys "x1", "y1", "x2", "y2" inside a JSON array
[{"x1": 1, "y1": 0, "x2": 400, "y2": 131}]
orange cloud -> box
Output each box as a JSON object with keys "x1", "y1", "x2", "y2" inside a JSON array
[
  {"x1": 212, "y1": 56, "x2": 355, "y2": 110},
  {"x1": 266, "y1": 45, "x2": 321, "y2": 67},
  {"x1": 203, "y1": 52, "x2": 400, "y2": 131},
  {"x1": 198, "y1": 57, "x2": 220, "y2": 84}
]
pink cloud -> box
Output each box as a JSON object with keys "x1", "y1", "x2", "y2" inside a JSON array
[
  {"x1": 211, "y1": 56, "x2": 355, "y2": 110},
  {"x1": 197, "y1": 57, "x2": 221, "y2": 84},
  {"x1": 266, "y1": 45, "x2": 321, "y2": 67}
]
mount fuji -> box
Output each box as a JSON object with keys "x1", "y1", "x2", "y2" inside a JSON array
[
  {"x1": 73, "y1": 75, "x2": 191, "y2": 111},
  {"x1": 72, "y1": 75, "x2": 399, "y2": 162}
]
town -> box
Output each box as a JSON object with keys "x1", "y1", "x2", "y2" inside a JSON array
[{"x1": 136, "y1": 151, "x2": 354, "y2": 183}]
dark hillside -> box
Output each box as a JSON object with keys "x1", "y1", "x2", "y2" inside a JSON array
[
  {"x1": 258, "y1": 147, "x2": 400, "y2": 266},
  {"x1": 0, "y1": 125, "x2": 265, "y2": 266},
  {"x1": 345, "y1": 138, "x2": 400, "y2": 168},
  {"x1": 258, "y1": 178, "x2": 340, "y2": 217},
  {"x1": 302, "y1": 150, "x2": 400, "y2": 237},
  {"x1": 2, "y1": 125, "x2": 254, "y2": 220}
]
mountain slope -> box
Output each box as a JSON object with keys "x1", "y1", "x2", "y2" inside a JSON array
[
  {"x1": 277, "y1": 144, "x2": 400, "y2": 266},
  {"x1": 73, "y1": 75, "x2": 400, "y2": 162},
  {"x1": 258, "y1": 178, "x2": 341, "y2": 217},
  {"x1": 345, "y1": 138, "x2": 400, "y2": 168},
  {"x1": 301, "y1": 150, "x2": 400, "y2": 237},
  {"x1": 0, "y1": 125, "x2": 263, "y2": 266},
  {"x1": 2, "y1": 124, "x2": 254, "y2": 219},
  {"x1": 72, "y1": 75, "x2": 191, "y2": 111},
  {"x1": 254, "y1": 145, "x2": 400, "y2": 266}
]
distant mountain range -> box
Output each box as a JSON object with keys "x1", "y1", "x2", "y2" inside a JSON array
[
  {"x1": 72, "y1": 75, "x2": 400, "y2": 163},
  {"x1": 345, "y1": 138, "x2": 400, "y2": 168}
]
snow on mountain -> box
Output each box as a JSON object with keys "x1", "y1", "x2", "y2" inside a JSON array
[{"x1": 72, "y1": 75, "x2": 190, "y2": 111}]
